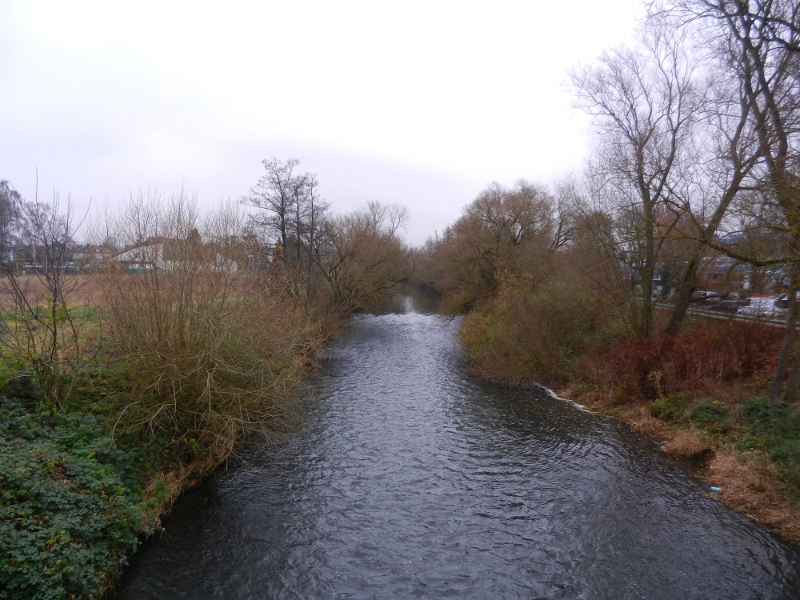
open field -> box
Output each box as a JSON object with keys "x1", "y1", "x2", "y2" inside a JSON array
[{"x1": 0, "y1": 274, "x2": 104, "y2": 311}]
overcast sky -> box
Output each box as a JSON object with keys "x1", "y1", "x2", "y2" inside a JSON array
[{"x1": 1, "y1": 1, "x2": 646, "y2": 245}]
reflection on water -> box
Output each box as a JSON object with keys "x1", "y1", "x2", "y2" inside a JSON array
[{"x1": 117, "y1": 312, "x2": 800, "y2": 599}]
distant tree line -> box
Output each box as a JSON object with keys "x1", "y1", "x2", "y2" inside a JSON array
[{"x1": 241, "y1": 156, "x2": 413, "y2": 311}]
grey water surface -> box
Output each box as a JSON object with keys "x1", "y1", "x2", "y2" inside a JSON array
[{"x1": 116, "y1": 309, "x2": 800, "y2": 599}]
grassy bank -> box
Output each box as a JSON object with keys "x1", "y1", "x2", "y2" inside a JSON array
[
  {"x1": 0, "y1": 286, "x2": 331, "y2": 599},
  {"x1": 460, "y1": 299, "x2": 800, "y2": 545},
  {"x1": 0, "y1": 185, "x2": 419, "y2": 598}
]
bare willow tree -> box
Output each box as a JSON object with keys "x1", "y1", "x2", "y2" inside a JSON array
[
  {"x1": 571, "y1": 25, "x2": 699, "y2": 338},
  {"x1": 432, "y1": 181, "x2": 572, "y2": 313},
  {"x1": 317, "y1": 201, "x2": 413, "y2": 312}
]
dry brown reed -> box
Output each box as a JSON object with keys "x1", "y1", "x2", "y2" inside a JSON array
[
  {"x1": 663, "y1": 430, "x2": 711, "y2": 458},
  {"x1": 709, "y1": 451, "x2": 800, "y2": 540}
]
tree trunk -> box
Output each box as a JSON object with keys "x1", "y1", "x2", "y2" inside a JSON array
[
  {"x1": 783, "y1": 351, "x2": 800, "y2": 402},
  {"x1": 666, "y1": 252, "x2": 700, "y2": 335},
  {"x1": 640, "y1": 197, "x2": 656, "y2": 338},
  {"x1": 770, "y1": 273, "x2": 798, "y2": 400}
]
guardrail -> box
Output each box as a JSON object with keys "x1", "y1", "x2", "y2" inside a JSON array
[{"x1": 652, "y1": 300, "x2": 791, "y2": 329}]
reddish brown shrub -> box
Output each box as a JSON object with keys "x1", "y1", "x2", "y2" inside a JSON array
[{"x1": 580, "y1": 322, "x2": 781, "y2": 401}]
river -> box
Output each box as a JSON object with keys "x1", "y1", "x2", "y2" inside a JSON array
[{"x1": 117, "y1": 308, "x2": 800, "y2": 599}]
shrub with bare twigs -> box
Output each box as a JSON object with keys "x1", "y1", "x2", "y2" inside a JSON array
[{"x1": 92, "y1": 192, "x2": 323, "y2": 459}]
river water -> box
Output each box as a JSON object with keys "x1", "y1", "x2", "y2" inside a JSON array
[{"x1": 117, "y1": 309, "x2": 800, "y2": 599}]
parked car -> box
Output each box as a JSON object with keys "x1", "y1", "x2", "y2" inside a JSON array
[
  {"x1": 690, "y1": 290, "x2": 720, "y2": 303},
  {"x1": 726, "y1": 293, "x2": 751, "y2": 306},
  {"x1": 708, "y1": 298, "x2": 742, "y2": 313}
]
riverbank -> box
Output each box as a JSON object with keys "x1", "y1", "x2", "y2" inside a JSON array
[
  {"x1": 555, "y1": 384, "x2": 800, "y2": 545},
  {"x1": 0, "y1": 297, "x2": 334, "y2": 600},
  {"x1": 0, "y1": 170, "x2": 417, "y2": 598},
  {"x1": 459, "y1": 312, "x2": 800, "y2": 546}
]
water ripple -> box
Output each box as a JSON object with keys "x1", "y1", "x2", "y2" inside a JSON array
[{"x1": 118, "y1": 312, "x2": 800, "y2": 599}]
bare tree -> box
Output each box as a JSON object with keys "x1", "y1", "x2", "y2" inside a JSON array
[
  {"x1": 661, "y1": 41, "x2": 762, "y2": 333},
  {"x1": 292, "y1": 172, "x2": 330, "y2": 290},
  {"x1": 242, "y1": 159, "x2": 331, "y2": 300},
  {"x1": 242, "y1": 157, "x2": 303, "y2": 260},
  {"x1": 662, "y1": 0, "x2": 800, "y2": 398},
  {"x1": 302, "y1": 175, "x2": 328, "y2": 268},
  {"x1": 570, "y1": 25, "x2": 699, "y2": 337},
  {"x1": 0, "y1": 187, "x2": 86, "y2": 405}
]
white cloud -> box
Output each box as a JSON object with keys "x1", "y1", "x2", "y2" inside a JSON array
[{"x1": 1, "y1": 0, "x2": 645, "y2": 244}]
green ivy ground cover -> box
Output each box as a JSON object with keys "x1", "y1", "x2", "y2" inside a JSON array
[{"x1": 0, "y1": 394, "x2": 158, "y2": 600}]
